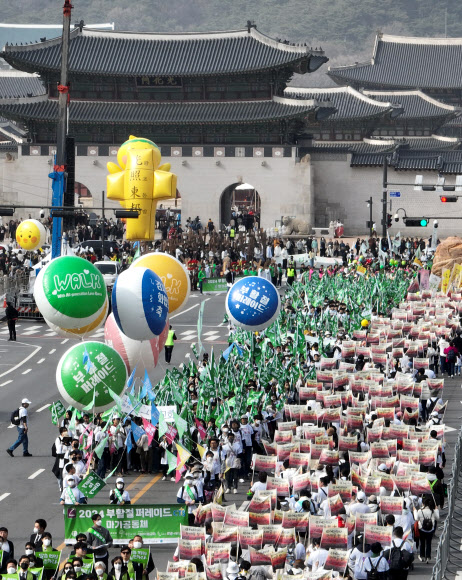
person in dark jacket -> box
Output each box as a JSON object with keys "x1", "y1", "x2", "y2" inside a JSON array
[{"x1": 5, "y1": 302, "x2": 18, "y2": 341}]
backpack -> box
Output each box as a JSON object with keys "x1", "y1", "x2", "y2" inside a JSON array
[
  {"x1": 388, "y1": 541, "x2": 414, "y2": 570},
  {"x1": 421, "y1": 509, "x2": 433, "y2": 531},
  {"x1": 447, "y1": 349, "x2": 456, "y2": 361},
  {"x1": 367, "y1": 556, "x2": 386, "y2": 580},
  {"x1": 10, "y1": 408, "x2": 20, "y2": 426}
]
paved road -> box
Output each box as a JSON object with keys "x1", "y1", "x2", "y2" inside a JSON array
[
  {"x1": 0, "y1": 291, "x2": 229, "y2": 567},
  {"x1": 0, "y1": 289, "x2": 459, "y2": 577}
]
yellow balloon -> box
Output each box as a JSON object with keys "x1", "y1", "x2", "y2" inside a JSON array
[
  {"x1": 131, "y1": 252, "x2": 190, "y2": 314},
  {"x1": 16, "y1": 219, "x2": 46, "y2": 251},
  {"x1": 361, "y1": 319, "x2": 370, "y2": 327}
]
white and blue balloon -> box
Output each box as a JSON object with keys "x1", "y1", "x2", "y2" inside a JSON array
[
  {"x1": 226, "y1": 276, "x2": 281, "y2": 331},
  {"x1": 112, "y1": 267, "x2": 169, "y2": 341}
]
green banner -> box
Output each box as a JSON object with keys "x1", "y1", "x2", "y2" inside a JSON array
[
  {"x1": 50, "y1": 401, "x2": 66, "y2": 425},
  {"x1": 82, "y1": 555, "x2": 94, "y2": 574},
  {"x1": 4, "y1": 573, "x2": 43, "y2": 580},
  {"x1": 131, "y1": 548, "x2": 150, "y2": 567},
  {"x1": 35, "y1": 551, "x2": 61, "y2": 571},
  {"x1": 77, "y1": 472, "x2": 106, "y2": 499},
  {"x1": 201, "y1": 277, "x2": 243, "y2": 292},
  {"x1": 64, "y1": 505, "x2": 188, "y2": 544}
]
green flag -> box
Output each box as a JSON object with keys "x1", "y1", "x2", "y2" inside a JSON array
[
  {"x1": 158, "y1": 411, "x2": 168, "y2": 438},
  {"x1": 174, "y1": 411, "x2": 188, "y2": 440},
  {"x1": 50, "y1": 401, "x2": 66, "y2": 425},
  {"x1": 94, "y1": 435, "x2": 108, "y2": 459},
  {"x1": 166, "y1": 450, "x2": 177, "y2": 474}
]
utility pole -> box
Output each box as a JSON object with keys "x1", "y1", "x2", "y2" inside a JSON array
[
  {"x1": 366, "y1": 197, "x2": 373, "y2": 237},
  {"x1": 50, "y1": 0, "x2": 72, "y2": 259},
  {"x1": 382, "y1": 155, "x2": 388, "y2": 239},
  {"x1": 101, "y1": 190, "x2": 105, "y2": 255}
]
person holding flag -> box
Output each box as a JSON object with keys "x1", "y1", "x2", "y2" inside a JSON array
[
  {"x1": 176, "y1": 474, "x2": 198, "y2": 525},
  {"x1": 60, "y1": 475, "x2": 87, "y2": 505},
  {"x1": 109, "y1": 477, "x2": 131, "y2": 505}
]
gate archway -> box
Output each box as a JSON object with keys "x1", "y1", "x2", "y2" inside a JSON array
[{"x1": 220, "y1": 182, "x2": 261, "y2": 229}]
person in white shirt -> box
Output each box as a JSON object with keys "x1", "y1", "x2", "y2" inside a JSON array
[
  {"x1": 176, "y1": 475, "x2": 198, "y2": 524},
  {"x1": 349, "y1": 535, "x2": 371, "y2": 580},
  {"x1": 60, "y1": 476, "x2": 86, "y2": 505},
  {"x1": 306, "y1": 539, "x2": 328, "y2": 571},
  {"x1": 250, "y1": 472, "x2": 267, "y2": 494},
  {"x1": 221, "y1": 433, "x2": 242, "y2": 493},
  {"x1": 109, "y1": 477, "x2": 131, "y2": 504},
  {"x1": 363, "y1": 543, "x2": 389, "y2": 576},
  {"x1": 348, "y1": 491, "x2": 371, "y2": 516},
  {"x1": 7, "y1": 398, "x2": 32, "y2": 457}
]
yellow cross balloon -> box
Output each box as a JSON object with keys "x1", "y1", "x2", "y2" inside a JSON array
[{"x1": 107, "y1": 136, "x2": 177, "y2": 241}]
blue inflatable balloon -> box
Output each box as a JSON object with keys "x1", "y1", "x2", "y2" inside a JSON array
[
  {"x1": 112, "y1": 267, "x2": 169, "y2": 340},
  {"x1": 226, "y1": 276, "x2": 281, "y2": 331}
]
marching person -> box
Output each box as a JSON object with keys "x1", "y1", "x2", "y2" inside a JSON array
[
  {"x1": 176, "y1": 474, "x2": 198, "y2": 525},
  {"x1": 5, "y1": 301, "x2": 18, "y2": 341},
  {"x1": 164, "y1": 325, "x2": 177, "y2": 364},
  {"x1": 87, "y1": 513, "x2": 113, "y2": 569},
  {"x1": 7, "y1": 398, "x2": 32, "y2": 457},
  {"x1": 109, "y1": 478, "x2": 131, "y2": 505},
  {"x1": 60, "y1": 476, "x2": 87, "y2": 505}
]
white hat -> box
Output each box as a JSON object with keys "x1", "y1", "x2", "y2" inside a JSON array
[
  {"x1": 22, "y1": 398, "x2": 31, "y2": 405},
  {"x1": 378, "y1": 463, "x2": 388, "y2": 472},
  {"x1": 226, "y1": 562, "x2": 239, "y2": 576},
  {"x1": 357, "y1": 491, "x2": 366, "y2": 502},
  {"x1": 116, "y1": 477, "x2": 124, "y2": 484}
]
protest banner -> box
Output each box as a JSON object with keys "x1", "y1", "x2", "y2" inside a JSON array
[
  {"x1": 321, "y1": 528, "x2": 348, "y2": 550},
  {"x1": 35, "y1": 551, "x2": 61, "y2": 571},
  {"x1": 292, "y1": 472, "x2": 311, "y2": 493},
  {"x1": 258, "y1": 525, "x2": 282, "y2": 546},
  {"x1": 380, "y1": 497, "x2": 403, "y2": 515},
  {"x1": 211, "y1": 526, "x2": 238, "y2": 545},
  {"x1": 364, "y1": 525, "x2": 392, "y2": 547},
  {"x1": 324, "y1": 549, "x2": 349, "y2": 574},
  {"x1": 238, "y1": 529, "x2": 263, "y2": 550},
  {"x1": 205, "y1": 543, "x2": 231, "y2": 564},
  {"x1": 329, "y1": 481, "x2": 352, "y2": 503},
  {"x1": 276, "y1": 528, "x2": 296, "y2": 548},
  {"x1": 77, "y1": 472, "x2": 106, "y2": 499},
  {"x1": 282, "y1": 511, "x2": 310, "y2": 532},
  {"x1": 254, "y1": 455, "x2": 277, "y2": 473},
  {"x1": 249, "y1": 547, "x2": 273, "y2": 566},
  {"x1": 158, "y1": 573, "x2": 179, "y2": 580},
  {"x1": 211, "y1": 504, "x2": 226, "y2": 523},
  {"x1": 179, "y1": 540, "x2": 202, "y2": 560},
  {"x1": 249, "y1": 512, "x2": 272, "y2": 527},
  {"x1": 205, "y1": 564, "x2": 222, "y2": 580},
  {"x1": 355, "y1": 512, "x2": 377, "y2": 533},
  {"x1": 309, "y1": 516, "x2": 337, "y2": 540},
  {"x1": 270, "y1": 549, "x2": 287, "y2": 571},
  {"x1": 131, "y1": 548, "x2": 150, "y2": 568},
  {"x1": 223, "y1": 509, "x2": 249, "y2": 528},
  {"x1": 64, "y1": 504, "x2": 187, "y2": 544},
  {"x1": 248, "y1": 494, "x2": 272, "y2": 514},
  {"x1": 328, "y1": 494, "x2": 344, "y2": 516}
]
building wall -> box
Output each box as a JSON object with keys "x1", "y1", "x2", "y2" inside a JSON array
[
  {"x1": 0, "y1": 147, "x2": 314, "y2": 230},
  {"x1": 310, "y1": 153, "x2": 461, "y2": 237}
]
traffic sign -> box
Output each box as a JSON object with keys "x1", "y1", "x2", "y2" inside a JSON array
[{"x1": 389, "y1": 191, "x2": 401, "y2": 198}]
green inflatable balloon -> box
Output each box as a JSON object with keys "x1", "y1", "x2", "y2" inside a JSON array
[{"x1": 56, "y1": 341, "x2": 127, "y2": 411}]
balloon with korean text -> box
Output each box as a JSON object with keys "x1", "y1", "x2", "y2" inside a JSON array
[
  {"x1": 33, "y1": 256, "x2": 108, "y2": 335},
  {"x1": 112, "y1": 267, "x2": 169, "y2": 341},
  {"x1": 56, "y1": 341, "x2": 127, "y2": 411},
  {"x1": 104, "y1": 312, "x2": 160, "y2": 376},
  {"x1": 131, "y1": 252, "x2": 190, "y2": 313},
  {"x1": 226, "y1": 276, "x2": 280, "y2": 331}
]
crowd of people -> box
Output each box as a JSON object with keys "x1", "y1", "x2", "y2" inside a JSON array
[{"x1": 11, "y1": 262, "x2": 448, "y2": 580}]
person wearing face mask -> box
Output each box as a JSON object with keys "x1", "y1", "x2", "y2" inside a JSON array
[
  {"x1": 23, "y1": 545, "x2": 43, "y2": 571},
  {"x1": 52, "y1": 427, "x2": 73, "y2": 491},
  {"x1": 87, "y1": 514, "x2": 113, "y2": 569},
  {"x1": 119, "y1": 547, "x2": 142, "y2": 580},
  {"x1": 61, "y1": 563, "x2": 75, "y2": 580},
  {"x1": 188, "y1": 466, "x2": 204, "y2": 503},
  {"x1": 109, "y1": 478, "x2": 131, "y2": 505},
  {"x1": 6, "y1": 559, "x2": 18, "y2": 577},
  {"x1": 71, "y1": 558, "x2": 86, "y2": 579},
  {"x1": 221, "y1": 432, "x2": 241, "y2": 494},
  {"x1": 17, "y1": 556, "x2": 36, "y2": 580},
  {"x1": 0, "y1": 527, "x2": 14, "y2": 573},
  {"x1": 176, "y1": 475, "x2": 199, "y2": 525},
  {"x1": 128, "y1": 536, "x2": 154, "y2": 579},
  {"x1": 60, "y1": 476, "x2": 87, "y2": 505},
  {"x1": 29, "y1": 519, "x2": 47, "y2": 551},
  {"x1": 109, "y1": 557, "x2": 129, "y2": 580},
  {"x1": 64, "y1": 453, "x2": 86, "y2": 482}
]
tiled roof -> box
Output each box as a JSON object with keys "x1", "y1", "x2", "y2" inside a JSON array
[
  {"x1": 0, "y1": 95, "x2": 335, "y2": 125},
  {"x1": 364, "y1": 90, "x2": 458, "y2": 120},
  {"x1": 0, "y1": 71, "x2": 45, "y2": 99},
  {"x1": 1, "y1": 27, "x2": 328, "y2": 77},
  {"x1": 328, "y1": 34, "x2": 462, "y2": 89},
  {"x1": 390, "y1": 149, "x2": 462, "y2": 173},
  {"x1": 284, "y1": 86, "x2": 395, "y2": 121}
]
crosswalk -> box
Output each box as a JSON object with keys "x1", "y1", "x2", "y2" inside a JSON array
[
  {"x1": 0, "y1": 323, "x2": 105, "y2": 339},
  {"x1": 0, "y1": 323, "x2": 225, "y2": 342}
]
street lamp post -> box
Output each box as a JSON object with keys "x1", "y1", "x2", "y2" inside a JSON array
[{"x1": 366, "y1": 197, "x2": 373, "y2": 237}]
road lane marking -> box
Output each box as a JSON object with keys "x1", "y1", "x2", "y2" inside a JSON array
[
  {"x1": 169, "y1": 303, "x2": 199, "y2": 319},
  {"x1": 61, "y1": 339, "x2": 69, "y2": 344},
  {"x1": 0, "y1": 344, "x2": 41, "y2": 378},
  {"x1": 28, "y1": 468, "x2": 45, "y2": 479},
  {"x1": 0, "y1": 380, "x2": 12, "y2": 386},
  {"x1": 36, "y1": 403, "x2": 50, "y2": 413},
  {"x1": 0, "y1": 493, "x2": 10, "y2": 502},
  {"x1": 22, "y1": 368, "x2": 31, "y2": 375},
  {"x1": 125, "y1": 473, "x2": 146, "y2": 491},
  {"x1": 131, "y1": 474, "x2": 162, "y2": 504},
  {"x1": 49, "y1": 349, "x2": 56, "y2": 354},
  {"x1": 37, "y1": 358, "x2": 45, "y2": 364}
]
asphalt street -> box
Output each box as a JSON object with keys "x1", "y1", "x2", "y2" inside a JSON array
[
  {"x1": 0, "y1": 288, "x2": 460, "y2": 577},
  {"x1": 0, "y1": 290, "x2": 229, "y2": 569}
]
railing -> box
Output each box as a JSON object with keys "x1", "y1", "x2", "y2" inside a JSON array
[{"x1": 432, "y1": 426, "x2": 462, "y2": 580}]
